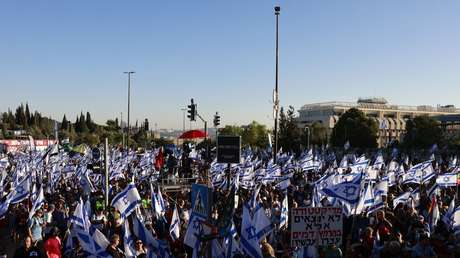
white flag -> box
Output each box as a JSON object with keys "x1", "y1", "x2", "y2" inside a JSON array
[
  {"x1": 169, "y1": 205, "x2": 180, "y2": 241},
  {"x1": 111, "y1": 183, "x2": 141, "y2": 219}
]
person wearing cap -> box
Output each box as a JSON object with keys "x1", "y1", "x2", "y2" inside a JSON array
[{"x1": 411, "y1": 233, "x2": 437, "y2": 258}]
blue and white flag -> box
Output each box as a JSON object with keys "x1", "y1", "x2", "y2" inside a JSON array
[
  {"x1": 123, "y1": 219, "x2": 136, "y2": 258},
  {"x1": 70, "y1": 199, "x2": 91, "y2": 231},
  {"x1": 211, "y1": 239, "x2": 226, "y2": 258},
  {"x1": 132, "y1": 215, "x2": 158, "y2": 249},
  {"x1": 10, "y1": 175, "x2": 31, "y2": 204},
  {"x1": 442, "y1": 197, "x2": 455, "y2": 226},
  {"x1": 322, "y1": 173, "x2": 362, "y2": 205},
  {"x1": 436, "y1": 173, "x2": 457, "y2": 187},
  {"x1": 393, "y1": 192, "x2": 410, "y2": 208},
  {"x1": 184, "y1": 214, "x2": 206, "y2": 248},
  {"x1": 28, "y1": 186, "x2": 44, "y2": 220},
  {"x1": 224, "y1": 222, "x2": 241, "y2": 258},
  {"x1": 240, "y1": 204, "x2": 263, "y2": 258},
  {"x1": 453, "y1": 207, "x2": 460, "y2": 236},
  {"x1": 74, "y1": 226, "x2": 111, "y2": 258},
  {"x1": 152, "y1": 184, "x2": 166, "y2": 219},
  {"x1": 0, "y1": 192, "x2": 12, "y2": 218},
  {"x1": 279, "y1": 194, "x2": 288, "y2": 229},
  {"x1": 169, "y1": 205, "x2": 180, "y2": 241},
  {"x1": 111, "y1": 183, "x2": 141, "y2": 219}
]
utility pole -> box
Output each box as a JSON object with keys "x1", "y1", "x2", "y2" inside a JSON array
[
  {"x1": 124, "y1": 71, "x2": 135, "y2": 147},
  {"x1": 273, "y1": 5, "x2": 281, "y2": 163},
  {"x1": 121, "y1": 112, "x2": 125, "y2": 148}
]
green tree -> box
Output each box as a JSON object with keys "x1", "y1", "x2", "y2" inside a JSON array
[
  {"x1": 61, "y1": 115, "x2": 69, "y2": 131},
  {"x1": 86, "y1": 112, "x2": 95, "y2": 132},
  {"x1": 304, "y1": 121, "x2": 328, "y2": 148},
  {"x1": 278, "y1": 106, "x2": 303, "y2": 153},
  {"x1": 330, "y1": 108, "x2": 378, "y2": 148},
  {"x1": 25, "y1": 103, "x2": 31, "y2": 126},
  {"x1": 403, "y1": 116, "x2": 442, "y2": 149},
  {"x1": 241, "y1": 121, "x2": 269, "y2": 148},
  {"x1": 218, "y1": 125, "x2": 243, "y2": 137}
]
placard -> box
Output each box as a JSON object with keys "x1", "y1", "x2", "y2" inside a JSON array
[{"x1": 291, "y1": 207, "x2": 343, "y2": 247}]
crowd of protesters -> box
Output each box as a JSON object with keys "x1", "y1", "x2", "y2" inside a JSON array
[{"x1": 0, "y1": 144, "x2": 459, "y2": 258}]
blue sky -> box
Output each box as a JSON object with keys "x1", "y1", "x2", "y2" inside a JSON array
[{"x1": 1, "y1": 0, "x2": 460, "y2": 129}]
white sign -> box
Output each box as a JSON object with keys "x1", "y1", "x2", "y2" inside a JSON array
[{"x1": 291, "y1": 207, "x2": 343, "y2": 247}]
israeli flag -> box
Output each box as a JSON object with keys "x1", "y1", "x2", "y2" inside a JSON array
[
  {"x1": 322, "y1": 173, "x2": 362, "y2": 205},
  {"x1": 224, "y1": 222, "x2": 242, "y2": 258},
  {"x1": 240, "y1": 204, "x2": 263, "y2": 258},
  {"x1": 436, "y1": 173, "x2": 457, "y2": 187},
  {"x1": 373, "y1": 152, "x2": 384, "y2": 170},
  {"x1": 123, "y1": 219, "x2": 136, "y2": 258},
  {"x1": 169, "y1": 205, "x2": 180, "y2": 241},
  {"x1": 151, "y1": 184, "x2": 166, "y2": 219},
  {"x1": 184, "y1": 214, "x2": 206, "y2": 248},
  {"x1": 442, "y1": 198, "x2": 455, "y2": 226},
  {"x1": 74, "y1": 226, "x2": 111, "y2": 258},
  {"x1": 132, "y1": 215, "x2": 159, "y2": 250},
  {"x1": 211, "y1": 239, "x2": 226, "y2": 258},
  {"x1": 393, "y1": 192, "x2": 410, "y2": 208},
  {"x1": 70, "y1": 199, "x2": 91, "y2": 231},
  {"x1": 111, "y1": 183, "x2": 141, "y2": 219},
  {"x1": 10, "y1": 175, "x2": 31, "y2": 204},
  {"x1": 279, "y1": 194, "x2": 288, "y2": 229},
  {"x1": 0, "y1": 192, "x2": 13, "y2": 218},
  {"x1": 28, "y1": 186, "x2": 44, "y2": 220}
]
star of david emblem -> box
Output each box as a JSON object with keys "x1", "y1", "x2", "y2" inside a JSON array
[
  {"x1": 193, "y1": 219, "x2": 203, "y2": 234},
  {"x1": 444, "y1": 176, "x2": 450, "y2": 182},
  {"x1": 122, "y1": 196, "x2": 130, "y2": 205},
  {"x1": 343, "y1": 185, "x2": 357, "y2": 198},
  {"x1": 16, "y1": 186, "x2": 24, "y2": 194},
  {"x1": 246, "y1": 226, "x2": 257, "y2": 240}
]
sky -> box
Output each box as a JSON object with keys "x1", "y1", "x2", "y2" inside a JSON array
[{"x1": 1, "y1": 0, "x2": 460, "y2": 130}]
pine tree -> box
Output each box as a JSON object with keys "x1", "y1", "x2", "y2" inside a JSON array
[
  {"x1": 25, "y1": 103, "x2": 31, "y2": 125},
  {"x1": 75, "y1": 116, "x2": 81, "y2": 133},
  {"x1": 61, "y1": 115, "x2": 69, "y2": 131},
  {"x1": 86, "y1": 112, "x2": 94, "y2": 132},
  {"x1": 80, "y1": 113, "x2": 89, "y2": 133}
]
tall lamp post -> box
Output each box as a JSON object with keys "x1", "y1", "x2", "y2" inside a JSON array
[
  {"x1": 305, "y1": 126, "x2": 310, "y2": 150},
  {"x1": 124, "y1": 71, "x2": 135, "y2": 146},
  {"x1": 273, "y1": 5, "x2": 281, "y2": 163}
]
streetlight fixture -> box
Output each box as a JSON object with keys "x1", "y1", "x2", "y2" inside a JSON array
[
  {"x1": 273, "y1": 5, "x2": 281, "y2": 162},
  {"x1": 124, "y1": 71, "x2": 135, "y2": 146}
]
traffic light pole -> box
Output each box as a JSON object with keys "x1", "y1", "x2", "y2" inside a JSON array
[{"x1": 196, "y1": 113, "x2": 209, "y2": 160}]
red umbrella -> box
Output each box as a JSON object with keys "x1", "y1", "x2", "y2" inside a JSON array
[{"x1": 178, "y1": 130, "x2": 207, "y2": 139}]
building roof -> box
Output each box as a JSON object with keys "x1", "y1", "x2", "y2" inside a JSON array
[{"x1": 299, "y1": 99, "x2": 460, "y2": 114}]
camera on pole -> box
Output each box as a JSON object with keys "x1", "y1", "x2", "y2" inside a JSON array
[
  {"x1": 187, "y1": 98, "x2": 196, "y2": 121},
  {"x1": 213, "y1": 112, "x2": 220, "y2": 127}
]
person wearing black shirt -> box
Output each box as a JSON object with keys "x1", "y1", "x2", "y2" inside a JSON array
[
  {"x1": 106, "y1": 234, "x2": 125, "y2": 258},
  {"x1": 14, "y1": 236, "x2": 43, "y2": 258}
]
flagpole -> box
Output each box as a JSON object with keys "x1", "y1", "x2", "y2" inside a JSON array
[{"x1": 273, "y1": 5, "x2": 280, "y2": 163}]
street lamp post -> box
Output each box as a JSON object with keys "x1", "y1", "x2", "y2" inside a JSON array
[
  {"x1": 273, "y1": 5, "x2": 281, "y2": 163},
  {"x1": 124, "y1": 71, "x2": 135, "y2": 146}
]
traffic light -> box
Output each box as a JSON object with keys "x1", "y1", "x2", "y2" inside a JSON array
[
  {"x1": 187, "y1": 98, "x2": 196, "y2": 121},
  {"x1": 213, "y1": 112, "x2": 220, "y2": 127}
]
